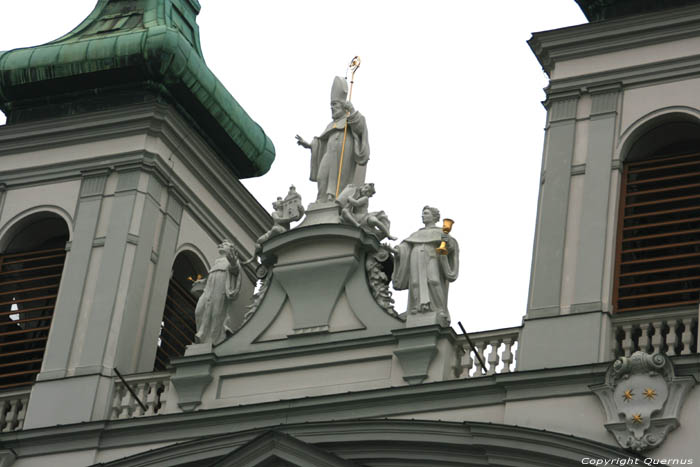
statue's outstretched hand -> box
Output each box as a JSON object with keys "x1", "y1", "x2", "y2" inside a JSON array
[{"x1": 295, "y1": 135, "x2": 311, "y2": 149}]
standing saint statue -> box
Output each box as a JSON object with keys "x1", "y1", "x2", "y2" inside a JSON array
[
  {"x1": 192, "y1": 239, "x2": 242, "y2": 345},
  {"x1": 296, "y1": 76, "x2": 369, "y2": 202},
  {"x1": 391, "y1": 206, "x2": 459, "y2": 326}
]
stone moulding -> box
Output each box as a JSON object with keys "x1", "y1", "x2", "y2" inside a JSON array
[{"x1": 590, "y1": 351, "x2": 695, "y2": 452}]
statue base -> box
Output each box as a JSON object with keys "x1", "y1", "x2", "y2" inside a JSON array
[
  {"x1": 184, "y1": 342, "x2": 213, "y2": 356},
  {"x1": 297, "y1": 201, "x2": 341, "y2": 227},
  {"x1": 405, "y1": 310, "x2": 450, "y2": 328}
]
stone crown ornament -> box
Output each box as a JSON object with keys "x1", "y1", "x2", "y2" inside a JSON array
[{"x1": 591, "y1": 351, "x2": 695, "y2": 452}]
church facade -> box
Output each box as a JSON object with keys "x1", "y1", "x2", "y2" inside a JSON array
[{"x1": 0, "y1": 1, "x2": 698, "y2": 466}]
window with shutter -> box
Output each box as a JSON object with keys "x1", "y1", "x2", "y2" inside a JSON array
[
  {"x1": 614, "y1": 150, "x2": 700, "y2": 312},
  {"x1": 0, "y1": 214, "x2": 68, "y2": 389}
]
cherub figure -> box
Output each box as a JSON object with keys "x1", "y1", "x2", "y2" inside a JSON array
[{"x1": 337, "y1": 183, "x2": 396, "y2": 241}]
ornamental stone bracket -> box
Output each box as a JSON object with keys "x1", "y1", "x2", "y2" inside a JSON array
[
  {"x1": 170, "y1": 343, "x2": 215, "y2": 412},
  {"x1": 590, "y1": 351, "x2": 695, "y2": 452},
  {"x1": 0, "y1": 450, "x2": 16, "y2": 467},
  {"x1": 392, "y1": 326, "x2": 441, "y2": 385}
]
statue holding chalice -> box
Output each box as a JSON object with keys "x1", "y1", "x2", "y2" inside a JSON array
[{"x1": 391, "y1": 206, "x2": 459, "y2": 327}]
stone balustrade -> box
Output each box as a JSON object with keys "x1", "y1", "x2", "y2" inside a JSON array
[
  {"x1": 111, "y1": 372, "x2": 170, "y2": 419},
  {"x1": 612, "y1": 308, "x2": 699, "y2": 358},
  {"x1": 0, "y1": 388, "x2": 29, "y2": 432},
  {"x1": 457, "y1": 326, "x2": 520, "y2": 377}
]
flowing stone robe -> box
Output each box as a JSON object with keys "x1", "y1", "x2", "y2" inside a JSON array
[
  {"x1": 392, "y1": 227, "x2": 459, "y2": 317},
  {"x1": 310, "y1": 111, "x2": 369, "y2": 201},
  {"x1": 194, "y1": 255, "x2": 242, "y2": 345}
]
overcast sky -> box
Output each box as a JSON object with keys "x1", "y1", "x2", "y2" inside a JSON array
[{"x1": 0, "y1": 1, "x2": 587, "y2": 333}]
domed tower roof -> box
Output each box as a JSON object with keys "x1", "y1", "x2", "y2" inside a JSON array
[
  {"x1": 0, "y1": 0, "x2": 275, "y2": 178},
  {"x1": 575, "y1": 0, "x2": 700, "y2": 22}
]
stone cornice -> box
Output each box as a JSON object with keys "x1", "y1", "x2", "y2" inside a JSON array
[
  {"x1": 0, "y1": 101, "x2": 272, "y2": 246},
  {"x1": 9, "y1": 357, "x2": 699, "y2": 458},
  {"x1": 529, "y1": 3, "x2": 700, "y2": 76}
]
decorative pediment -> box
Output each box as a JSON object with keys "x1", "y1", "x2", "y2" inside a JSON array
[{"x1": 211, "y1": 431, "x2": 358, "y2": 467}]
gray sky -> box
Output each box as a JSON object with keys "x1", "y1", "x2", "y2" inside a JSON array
[{"x1": 0, "y1": 1, "x2": 587, "y2": 332}]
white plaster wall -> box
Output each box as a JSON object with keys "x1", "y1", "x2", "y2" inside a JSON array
[
  {"x1": 552, "y1": 36, "x2": 700, "y2": 80},
  {"x1": 0, "y1": 180, "x2": 80, "y2": 230},
  {"x1": 504, "y1": 394, "x2": 615, "y2": 445},
  {"x1": 193, "y1": 343, "x2": 400, "y2": 410},
  {"x1": 620, "y1": 77, "x2": 700, "y2": 136},
  {"x1": 177, "y1": 210, "x2": 218, "y2": 262},
  {"x1": 652, "y1": 385, "x2": 700, "y2": 462}
]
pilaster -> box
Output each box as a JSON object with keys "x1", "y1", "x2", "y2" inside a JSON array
[
  {"x1": 37, "y1": 170, "x2": 109, "y2": 380},
  {"x1": 571, "y1": 86, "x2": 620, "y2": 315},
  {"x1": 527, "y1": 93, "x2": 579, "y2": 318},
  {"x1": 0, "y1": 184, "x2": 7, "y2": 220},
  {"x1": 76, "y1": 167, "x2": 142, "y2": 375},
  {"x1": 136, "y1": 187, "x2": 185, "y2": 371}
]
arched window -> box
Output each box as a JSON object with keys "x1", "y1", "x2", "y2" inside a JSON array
[
  {"x1": 154, "y1": 251, "x2": 206, "y2": 371},
  {"x1": 0, "y1": 213, "x2": 69, "y2": 389},
  {"x1": 614, "y1": 120, "x2": 700, "y2": 314}
]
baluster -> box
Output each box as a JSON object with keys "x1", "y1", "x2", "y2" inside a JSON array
[
  {"x1": 118, "y1": 386, "x2": 134, "y2": 419},
  {"x1": 651, "y1": 320, "x2": 664, "y2": 354},
  {"x1": 3, "y1": 400, "x2": 19, "y2": 432},
  {"x1": 145, "y1": 383, "x2": 157, "y2": 416},
  {"x1": 638, "y1": 323, "x2": 651, "y2": 353},
  {"x1": 133, "y1": 383, "x2": 147, "y2": 417},
  {"x1": 621, "y1": 324, "x2": 634, "y2": 357},
  {"x1": 462, "y1": 346, "x2": 474, "y2": 378},
  {"x1": 681, "y1": 318, "x2": 694, "y2": 355},
  {"x1": 16, "y1": 397, "x2": 28, "y2": 431},
  {"x1": 0, "y1": 400, "x2": 8, "y2": 432},
  {"x1": 473, "y1": 342, "x2": 487, "y2": 377},
  {"x1": 452, "y1": 346, "x2": 465, "y2": 378},
  {"x1": 158, "y1": 381, "x2": 168, "y2": 413},
  {"x1": 487, "y1": 339, "x2": 502, "y2": 375},
  {"x1": 111, "y1": 385, "x2": 123, "y2": 419},
  {"x1": 501, "y1": 337, "x2": 514, "y2": 373},
  {"x1": 666, "y1": 320, "x2": 679, "y2": 356}
]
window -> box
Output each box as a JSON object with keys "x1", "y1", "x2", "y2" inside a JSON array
[
  {"x1": 154, "y1": 251, "x2": 205, "y2": 371},
  {"x1": 614, "y1": 136, "x2": 700, "y2": 313},
  {"x1": 0, "y1": 214, "x2": 68, "y2": 389}
]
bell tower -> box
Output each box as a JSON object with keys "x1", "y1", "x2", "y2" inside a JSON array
[
  {"x1": 0, "y1": 0, "x2": 274, "y2": 429},
  {"x1": 519, "y1": 0, "x2": 700, "y2": 369}
]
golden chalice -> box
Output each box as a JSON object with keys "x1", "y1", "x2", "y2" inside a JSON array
[{"x1": 436, "y1": 218, "x2": 454, "y2": 255}]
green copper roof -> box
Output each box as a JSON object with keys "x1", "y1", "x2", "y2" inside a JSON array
[
  {"x1": 0, "y1": 0, "x2": 274, "y2": 178},
  {"x1": 575, "y1": 0, "x2": 700, "y2": 22}
]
